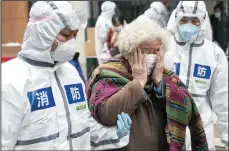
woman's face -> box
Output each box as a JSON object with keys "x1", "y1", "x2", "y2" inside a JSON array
[
  {"x1": 139, "y1": 39, "x2": 162, "y2": 54},
  {"x1": 113, "y1": 23, "x2": 123, "y2": 32}
]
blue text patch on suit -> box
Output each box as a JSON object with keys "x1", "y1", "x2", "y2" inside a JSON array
[
  {"x1": 27, "y1": 87, "x2": 56, "y2": 112},
  {"x1": 64, "y1": 84, "x2": 85, "y2": 104},
  {"x1": 193, "y1": 64, "x2": 211, "y2": 79},
  {"x1": 174, "y1": 62, "x2": 180, "y2": 75}
]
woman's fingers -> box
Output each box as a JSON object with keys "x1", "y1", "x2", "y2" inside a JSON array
[
  {"x1": 129, "y1": 48, "x2": 145, "y2": 67},
  {"x1": 121, "y1": 112, "x2": 129, "y2": 128},
  {"x1": 117, "y1": 120, "x2": 122, "y2": 131},
  {"x1": 159, "y1": 45, "x2": 164, "y2": 64},
  {"x1": 128, "y1": 48, "x2": 148, "y2": 88},
  {"x1": 156, "y1": 45, "x2": 164, "y2": 68},
  {"x1": 118, "y1": 114, "x2": 125, "y2": 127},
  {"x1": 128, "y1": 52, "x2": 133, "y2": 65},
  {"x1": 159, "y1": 45, "x2": 164, "y2": 53},
  {"x1": 134, "y1": 49, "x2": 138, "y2": 65},
  {"x1": 137, "y1": 48, "x2": 142, "y2": 65},
  {"x1": 124, "y1": 113, "x2": 132, "y2": 127},
  {"x1": 155, "y1": 51, "x2": 160, "y2": 66},
  {"x1": 142, "y1": 53, "x2": 147, "y2": 69}
]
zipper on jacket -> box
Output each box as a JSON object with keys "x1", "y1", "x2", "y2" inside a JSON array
[
  {"x1": 54, "y1": 72, "x2": 73, "y2": 150},
  {"x1": 185, "y1": 44, "x2": 194, "y2": 88}
]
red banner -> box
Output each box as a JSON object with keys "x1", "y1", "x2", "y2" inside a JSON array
[{"x1": 2, "y1": 57, "x2": 14, "y2": 63}]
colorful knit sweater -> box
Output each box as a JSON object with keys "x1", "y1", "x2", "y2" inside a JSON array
[{"x1": 86, "y1": 58, "x2": 208, "y2": 151}]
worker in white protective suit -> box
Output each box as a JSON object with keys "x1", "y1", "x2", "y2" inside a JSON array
[
  {"x1": 167, "y1": 6, "x2": 213, "y2": 41},
  {"x1": 140, "y1": 1, "x2": 170, "y2": 28},
  {"x1": 2, "y1": 1, "x2": 132, "y2": 150},
  {"x1": 95, "y1": 1, "x2": 116, "y2": 65},
  {"x1": 164, "y1": 1, "x2": 228, "y2": 150}
]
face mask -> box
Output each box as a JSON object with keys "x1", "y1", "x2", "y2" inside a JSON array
[
  {"x1": 50, "y1": 38, "x2": 77, "y2": 62},
  {"x1": 146, "y1": 54, "x2": 157, "y2": 75},
  {"x1": 178, "y1": 23, "x2": 201, "y2": 42},
  {"x1": 114, "y1": 26, "x2": 123, "y2": 32},
  {"x1": 214, "y1": 12, "x2": 221, "y2": 19}
]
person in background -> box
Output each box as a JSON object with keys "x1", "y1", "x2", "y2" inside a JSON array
[
  {"x1": 139, "y1": 1, "x2": 170, "y2": 28},
  {"x1": 2, "y1": 1, "x2": 132, "y2": 150},
  {"x1": 164, "y1": 1, "x2": 228, "y2": 150},
  {"x1": 210, "y1": 3, "x2": 225, "y2": 50},
  {"x1": 86, "y1": 17, "x2": 208, "y2": 151},
  {"x1": 167, "y1": 5, "x2": 213, "y2": 41},
  {"x1": 95, "y1": 1, "x2": 116, "y2": 65},
  {"x1": 105, "y1": 14, "x2": 127, "y2": 57}
]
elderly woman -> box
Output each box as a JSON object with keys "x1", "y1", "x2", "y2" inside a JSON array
[{"x1": 86, "y1": 17, "x2": 208, "y2": 150}]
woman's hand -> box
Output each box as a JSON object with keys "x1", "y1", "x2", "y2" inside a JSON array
[
  {"x1": 117, "y1": 112, "x2": 132, "y2": 138},
  {"x1": 128, "y1": 48, "x2": 148, "y2": 88},
  {"x1": 152, "y1": 45, "x2": 164, "y2": 87}
]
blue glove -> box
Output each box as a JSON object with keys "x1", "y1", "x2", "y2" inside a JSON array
[
  {"x1": 154, "y1": 80, "x2": 162, "y2": 96},
  {"x1": 116, "y1": 112, "x2": 132, "y2": 138}
]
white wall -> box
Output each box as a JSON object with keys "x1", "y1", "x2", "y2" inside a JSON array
[{"x1": 70, "y1": 1, "x2": 90, "y2": 77}]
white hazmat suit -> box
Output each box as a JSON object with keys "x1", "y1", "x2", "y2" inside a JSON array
[
  {"x1": 167, "y1": 7, "x2": 213, "y2": 41},
  {"x1": 95, "y1": 1, "x2": 116, "y2": 65},
  {"x1": 140, "y1": 1, "x2": 169, "y2": 28},
  {"x1": 164, "y1": 1, "x2": 228, "y2": 150},
  {"x1": 2, "y1": 1, "x2": 130, "y2": 150}
]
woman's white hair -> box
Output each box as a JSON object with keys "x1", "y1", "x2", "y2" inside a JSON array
[{"x1": 117, "y1": 15, "x2": 171, "y2": 58}]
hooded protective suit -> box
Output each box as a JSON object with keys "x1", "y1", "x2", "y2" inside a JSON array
[
  {"x1": 164, "y1": 1, "x2": 228, "y2": 150},
  {"x1": 141, "y1": 1, "x2": 169, "y2": 28},
  {"x1": 95, "y1": 1, "x2": 116, "y2": 65},
  {"x1": 2, "y1": 1, "x2": 130, "y2": 150},
  {"x1": 167, "y1": 7, "x2": 213, "y2": 41}
]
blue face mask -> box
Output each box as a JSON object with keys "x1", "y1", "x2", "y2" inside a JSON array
[{"x1": 178, "y1": 23, "x2": 201, "y2": 42}]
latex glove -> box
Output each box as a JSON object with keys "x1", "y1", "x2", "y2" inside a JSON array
[
  {"x1": 117, "y1": 112, "x2": 132, "y2": 138},
  {"x1": 154, "y1": 80, "x2": 162, "y2": 96}
]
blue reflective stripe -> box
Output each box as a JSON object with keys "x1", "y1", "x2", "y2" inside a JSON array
[
  {"x1": 174, "y1": 62, "x2": 180, "y2": 76},
  {"x1": 69, "y1": 59, "x2": 86, "y2": 85}
]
